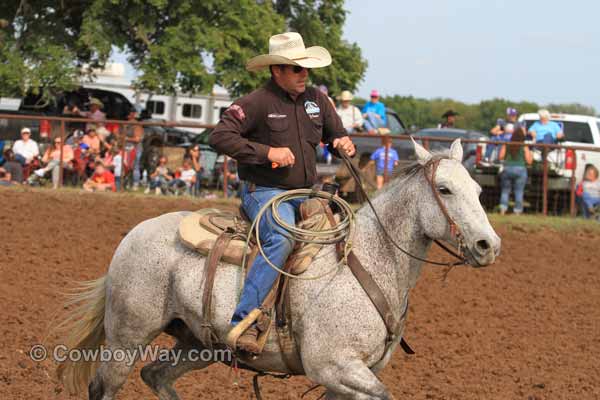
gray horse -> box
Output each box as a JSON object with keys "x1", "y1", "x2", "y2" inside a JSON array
[{"x1": 56, "y1": 139, "x2": 500, "y2": 399}]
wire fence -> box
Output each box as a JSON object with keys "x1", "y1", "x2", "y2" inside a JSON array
[{"x1": 1, "y1": 113, "x2": 599, "y2": 217}]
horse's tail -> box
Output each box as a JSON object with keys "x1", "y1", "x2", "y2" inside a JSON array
[{"x1": 55, "y1": 275, "x2": 107, "y2": 395}]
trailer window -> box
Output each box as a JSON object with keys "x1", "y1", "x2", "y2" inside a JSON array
[
  {"x1": 147, "y1": 100, "x2": 165, "y2": 115},
  {"x1": 182, "y1": 104, "x2": 202, "y2": 119}
]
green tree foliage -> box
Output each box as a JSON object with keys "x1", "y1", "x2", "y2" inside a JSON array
[
  {"x1": 275, "y1": 0, "x2": 367, "y2": 96},
  {"x1": 0, "y1": 0, "x2": 366, "y2": 99}
]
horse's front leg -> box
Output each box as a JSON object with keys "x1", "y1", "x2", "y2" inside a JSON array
[{"x1": 307, "y1": 358, "x2": 395, "y2": 400}]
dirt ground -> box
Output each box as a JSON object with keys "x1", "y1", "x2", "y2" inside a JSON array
[{"x1": 1, "y1": 187, "x2": 599, "y2": 400}]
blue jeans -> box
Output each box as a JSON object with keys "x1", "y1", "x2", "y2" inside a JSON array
[
  {"x1": 363, "y1": 112, "x2": 386, "y2": 132},
  {"x1": 231, "y1": 185, "x2": 305, "y2": 326},
  {"x1": 580, "y1": 191, "x2": 600, "y2": 218},
  {"x1": 132, "y1": 144, "x2": 143, "y2": 186},
  {"x1": 500, "y1": 165, "x2": 528, "y2": 213}
]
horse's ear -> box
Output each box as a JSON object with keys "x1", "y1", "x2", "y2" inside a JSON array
[
  {"x1": 411, "y1": 136, "x2": 432, "y2": 165},
  {"x1": 449, "y1": 138, "x2": 463, "y2": 162}
]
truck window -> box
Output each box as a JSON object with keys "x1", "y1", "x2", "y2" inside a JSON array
[
  {"x1": 147, "y1": 100, "x2": 165, "y2": 115},
  {"x1": 182, "y1": 104, "x2": 202, "y2": 119},
  {"x1": 561, "y1": 121, "x2": 594, "y2": 144},
  {"x1": 387, "y1": 114, "x2": 405, "y2": 135}
]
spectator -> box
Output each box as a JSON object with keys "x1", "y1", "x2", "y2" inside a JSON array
[
  {"x1": 123, "y1": 109, "x2": 144, "y2": 189},
  {"x1": 188, "y1": 145, "x2": 203, "y2": 194},
  {"x1": 111, "y1": 148, "x2": 124, "y2": 191},
  {"x1": 370, "y1": 136, "x2": 399, "y2": 190},
  {"x1": 146, "y1": 156, "x2": 173, "y2": 195},
  {"x1": 438, "y1": 110, "x2": 459, "y2": 128},
  {"x1": 168, "y1": 158, "x2": 197, "y2": 195},
  {"x1": 32, "y1": 136, "x2": 74, "y2": 188},
  {"x1": 577, "y1": 164, "x2": 600, "y2": 219},
  {"x1": 528, "y1": 109, "x2": 564, "y2": 144},
  {"x1": 498, "y1": 126, "x2": 533, "y2": 215},
  {"x1": 317, "y1": 84, "x2": 336, "y2": 107},
  {"x1": 336, "y1": 91, "x2": 364, "y2": 134},
  {"x1": 219, "y1": 158, "x2": 241, "y2": 198},
  {"x1": 65, "y1": 97, "x2": 109, "y2": 139},
  {"x1": 484, "y1": 107, "x2": 523, "y2": 163},
  {"x1": 0, "y1": 168, "x2": 10, "y2": 186},
  {"x1": 12, "y1": 127, "x2": 40, "y2": 166},
  {"x1": 83, "y1": 161, "x2": 116, "y2": 192},
  {"x1": 82, "y1": 127, "x2": 102, "y2": 156},
  {"x1": 362, "y1": 90, "x2": 387, "y2": 134},
  {"x1": 1, "y1": 149, "x2": 23, "y2": 184}
]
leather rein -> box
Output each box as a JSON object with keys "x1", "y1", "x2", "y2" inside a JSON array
[{"x1": 339, "y1": 150, "x2": 467, "y2": 267}]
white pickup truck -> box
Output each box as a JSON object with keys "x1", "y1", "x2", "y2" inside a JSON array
[{"x1": 519, "y1": 113, "x2": 600, "y2": 184}]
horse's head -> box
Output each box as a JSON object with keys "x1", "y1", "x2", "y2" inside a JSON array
[{"x1": 411, "y1": 138, "x2": 501, "y2": 267}]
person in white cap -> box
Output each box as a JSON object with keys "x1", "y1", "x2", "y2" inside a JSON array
[
  {"x1": 12, "y1": 127, "x2": 40, "y2": 166},
  {"x1": 210, "y1": 32, "x2": 355, "y2": 354},
  {"x1": 336, "y1": 90, "x2": 364, "y2": 133}
]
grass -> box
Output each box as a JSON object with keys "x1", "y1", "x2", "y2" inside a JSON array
[{"x1": 488, "y1": 213, "x2": 600, "y2": 232}]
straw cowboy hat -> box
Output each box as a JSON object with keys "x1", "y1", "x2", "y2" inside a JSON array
[
  {"x1": 90, "y1": 98, "x2": 104, "y2": 108},
  {"x1": 246, "y1": 32, "x2": 332, "y2": 72},
  {"x1": 338, "y1": 90, "x2": 353, "y2": 101}
]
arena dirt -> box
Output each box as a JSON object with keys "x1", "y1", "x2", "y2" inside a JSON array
[{"x1": 1, "y1": 187, "x2": 598, "y2": 399}]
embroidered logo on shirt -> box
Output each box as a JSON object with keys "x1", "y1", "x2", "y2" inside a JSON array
[
  {"x1": 267, "y1": 113, "x2": 287, "y2": 119},
  {"x1": 226, "y1": 104, "x2": 246, "y2": 121},
  {"x1": 304, "y1": 101, "x2": 320, "y2": 119}
]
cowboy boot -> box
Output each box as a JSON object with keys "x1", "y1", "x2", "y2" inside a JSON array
[{"x1": 236, "y1": 326, "x2": 260, "y2": 354}]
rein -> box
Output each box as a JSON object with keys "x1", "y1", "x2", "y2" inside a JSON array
[{"x1": 339, "y1": 149, "x2": 467, "y2": 267}]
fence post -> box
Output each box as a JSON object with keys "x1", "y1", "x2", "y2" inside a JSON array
[
  {"x1": 542, "y1": 147, "x2": 548, "y2": 216},
  {"x1": 58, "y1": 120, "x2": 65, "y2": 188},
  {"x1": 383, "y1": 144, "x2": 390, "y2": 184},
  {"x1": 569, "y1": 149, "x2": 577, "y2": 217},
  {"x1": 223, "y1": 155, "x2": 229, "y2": 198}
]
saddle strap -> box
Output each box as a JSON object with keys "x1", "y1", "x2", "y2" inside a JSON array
[{"x1": 199, "y1": 232, "x2": 233, "y2": 349}]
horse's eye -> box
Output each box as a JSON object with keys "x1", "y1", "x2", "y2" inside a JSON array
[{"x1": 438, "y1": 186, "x2": 452, "y2": 195}]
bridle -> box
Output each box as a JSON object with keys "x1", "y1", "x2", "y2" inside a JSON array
[{"x1": 339, "y1": 150, "x2": 468, "y2": 267}]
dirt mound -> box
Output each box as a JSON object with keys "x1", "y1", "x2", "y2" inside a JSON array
[{"x1": 1, "y1": 187, "x2": 598, "y2": 399}]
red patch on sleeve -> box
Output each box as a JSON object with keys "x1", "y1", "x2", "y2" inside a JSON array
[{"x1": 227, "y1": 104, "x2": 246, "y2": 121}]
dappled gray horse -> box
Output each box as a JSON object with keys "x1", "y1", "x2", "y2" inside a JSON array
[{"x1": 56, "y1": 139, "x2": 500, "y2": 399}]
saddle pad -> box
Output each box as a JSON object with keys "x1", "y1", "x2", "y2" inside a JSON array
[{"x1": 178, "y1": 208, "x2": 250, "y2": 266}]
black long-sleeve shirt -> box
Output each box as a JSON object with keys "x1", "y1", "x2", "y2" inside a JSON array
[{"x1": 209, "y1": 79, "x2": 347, "y2": 189}]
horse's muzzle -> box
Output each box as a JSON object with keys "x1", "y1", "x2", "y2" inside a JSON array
[{"x1": 466, "y1": 235, "x2": 501, "y2": 267}]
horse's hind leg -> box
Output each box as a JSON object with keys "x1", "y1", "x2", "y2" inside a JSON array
[{"x1": 312, "y1": 359, "x2": 395, "y2": 400}]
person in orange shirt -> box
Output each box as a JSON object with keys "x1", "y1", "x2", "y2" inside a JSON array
[
  {"x1": 32, "y1": 137, "x2": 74, "y2": 188},
  {"x1": 83, "y1": 161, "x2": 116, "y2": 192}
]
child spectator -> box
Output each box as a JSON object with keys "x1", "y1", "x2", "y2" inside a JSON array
[
  {"x1": 32, "y1": 137, "x2": 74, "y2": 188},
  {"x1": 146, "y1": 156, "x2": 173, "y2": 195},
  {"x1": 498, "y1": 127, "x2": 533, "y2": 214},
  {"x1": 577, "y1": 164, "x2": 600, "y2": 219},
  {"x1": 370, "y1": 136, "x2": 399, "y2": 190},
  {"x1": 83, "y1": 161, "x2": 116, "y2": 192},
  {"x1": 168, "y1": 158, "x2": 197, "y2": 195},
  {"x1": 112, "y1": 148, "x2": 124, "y2": 191},
  {"x1": 188, "y1": 145, "x2": 203, "y2": 195},
  {"x1": 82, "y1": 127, "x2": 101, "y2": 156},
  {"x1": 1, "y1": 149, "x2": 23, "y2": 184}
]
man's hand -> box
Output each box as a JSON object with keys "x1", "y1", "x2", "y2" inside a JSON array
[
  {"x1": 333, "y1": 136, "x2": 356, "y2": 157},
  {"x1": 268, "y1": 147, "x2": 295, "y2": 167}
]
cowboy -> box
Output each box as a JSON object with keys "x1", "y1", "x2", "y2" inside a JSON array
[
  {"x1": 209, "y1": 32, "x2": 355, "y2": 353},
  {"x1": 439, "y1": 109, "x2": 459, "y2": 128},
  {"x1": 66, "y1": 98, "x2": 109, "y2": 139}
]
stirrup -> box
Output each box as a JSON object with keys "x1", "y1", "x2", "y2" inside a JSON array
[{"x1": 226, "y1": 308, "x2": 271, "y2": 354}]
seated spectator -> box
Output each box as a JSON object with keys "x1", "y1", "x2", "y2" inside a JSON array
[
  {"x1": 370, "y1": 136, "x2": 399, "y2": 190},
  {"x1": 168, "y1": 158, "x2": 197, "y2": 195},
  {"x1": 82, "y1": 127, "x2": 102, "y2": 156},
  {"x1": 528, "y1": 109, "x2": 564, "y2": 144},
  {"x1": 498, "y1": 127, "x2": 533, "y2": 215},
  {"x1": 1, "y1": 149, "x2": 23, "y2": 184},
  {"x1": 31, "y1": 137, "x2": 74, "y2": 188},
  {"x1": 12, "y1": 127, "x2": 40, "y2": 166},
  {"x1": 362, "y1": 90, "x2": 387, "y2": 134},
  {"x1": 438, "y1": 110, "x2": 459, "y2": 128},
  {"x1": 577, "y1": 164, "x2": 600, "y2": 219},
  {"x1": 336, "y1": 91, "x2": 364, "y2": 134},
  {"x1": 146, "y1": 156, "x2": 173, "y2": 195},
  {"x1": 83, "y1": 161, "x2": 116, "y2": 192},
  {"x1": 484, "y1": 108, "x2": 522, "y2": 163}
]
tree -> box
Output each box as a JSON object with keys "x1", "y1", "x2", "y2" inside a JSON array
[{"x1": 275, "y1": 0, "x2": 367, "y2": 97}]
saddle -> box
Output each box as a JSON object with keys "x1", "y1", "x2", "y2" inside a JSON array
[{"x1": 178, "y1": 198, "x2": 337, "y2": 358}]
